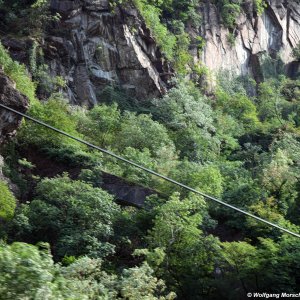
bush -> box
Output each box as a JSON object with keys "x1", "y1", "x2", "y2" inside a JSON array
[
  {"x1": 0, "y1": 181, "x2": 16, "y2": 220},
  {"x1": 18, "y1": 94, "x2": 83, "y2": 149},
  {"x1": 221, "y1": 3, "x2": 241, "y2": 29},
  {"x1": 133, "y1": 0, "x2": 192, "y2": 74},
  {"x1": 133, "y1": 0, "x2": 176, "y2": 60},
  {"x1": 0, "y1": 242, "x2": 61, "y2": 300},
  {"x1": 0, "y1": 42, "x2": 38, "y2": 105},
  {"x1": 8, "y1": 175, "x2": 120, "y2": 259},
  {"x1": 0, "y1": 0, "x2": 59, "y2": 37},
  {"x1": 117, "y1": 112, "x2": 174, "y2": 155},
  {"x1": 216, "y1": 89, "x2": 261, "y2": 132},
  {"x1": 0, "y1": 242, "x2": 175, "y2": 300}
]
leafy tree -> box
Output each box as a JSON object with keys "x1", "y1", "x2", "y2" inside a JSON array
[
  {"x1": 247, "y1": 197, "x2": 299, "y2": 239},
  {"x1": 77, "y1": 103, "x2": 121, "y2": 148},
  {"x1": 172, "y1": 161, "x2": 223, "y2": 197},
  {"x1": 144, "y1": 192, "x2": 221, "y2": 299},
  {"x1": 151, "y1": 81, "x2": 219, "y2": 162},
  {"x1": 120, "y1": 262, "x2": 176, "y2": 300},
  {"x1": 152, "y1": 81, "x2": 214, "y2": 132},
  {"x1": 218, "y1": 237, "x2": 300, "y2": 294},
  {"x1": 220, "y1": 241, "x2": 258, "y2": 296},
  {"x1": 281, "y1": 79, "x2": 300, "y2": 102},
  {"x1": 8, "y1": 175, "x2": 120, "y2": 259},
  {"x1": 257, "y1": 78, "x2": 300, "y2": 128},
  {"x1": 62, "y1": 256, "x2": 176, "y2": 299},
  {"x1": 19, "y1": 95, "x2": 84, "y2": 151},
  {"x1": 117, "y1": 111, "x2": 175, "y2": 156},
  {"x1": 215, "y1": 89, "x2": 261, "y2": 133},
  {"x1": 261, "y1": 149, "x2": 298, "y2": 214},
  {"x1": 0, "y1": 242, "x2": 175, "y2": 299}
]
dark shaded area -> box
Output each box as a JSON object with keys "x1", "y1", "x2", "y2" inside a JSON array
[{"x1": 18, "y1": 146, "x2": 157, "y2": 208}]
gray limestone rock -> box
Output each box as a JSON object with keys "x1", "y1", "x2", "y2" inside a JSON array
[
  {"x1": 45, "y1": 0, "x2": 170, "y2": 106},
  {"x1": 195, "y1": 0, "x2": 300, "y2": 79},
  {"x1": 0, "y1": 68, "x2": 28, "y2": 195},
  {"x1": 0, "y1": 68, "x2": 29, "y2": 145}
]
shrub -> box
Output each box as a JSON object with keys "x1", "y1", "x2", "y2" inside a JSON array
[
  {"x1": 216, "y1": 89, "x2": 261, "y2": 132},
  {"x1": 0, "y1": 181, "x2": 16, "y2": 220},
  {"x1": 227, "y1": 32, "x2": 236, "y2": 46},
  {"x1": 133, "y1": 0, "x2": 192, "y2": 74},
  {"x1": 133, "y1": 0, "x2": 176, "y2": 60},
  {"x1": 9, "y1": 175, "x2": 120, "y2": 259},
  {"x1": 221, "y1": 3, "x2": 241, "y2": 29},
  {"x1": 254, "y1": 0, "x2": 267, "y2": 15},
  {"x1": 0, "y1": 43, "x2": 38, "y2": 105},
  {"x1": 18, "y1": 94, "x2": 83, "y2": 149}
]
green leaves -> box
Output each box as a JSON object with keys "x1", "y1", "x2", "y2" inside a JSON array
[
  {"x1": 254, "y1": 0, "x2": 267, "y2": 15},
  {"x1": 120, "y1": 262, "x2": 176, "y2": 300},
  {"x1": 19, "y1": 96, "x2": 80, "y2": 146},
  {"x1": 0, "y1": 42, "x2": 37, "y2": 105},
  {"x1": 0, "y1": 181, "x2": 16, "y2": 221},
  {"x1": 133, "y1": 0, "x2": 193, "y2": 74},
  {"x1": 133, "y1": 0, "x2": 176, "y2": 60},
  {"x1": 215, "y1": 89, "x2": 261, "y2": 133},
  {"x1": 9, "y1": 175, "x2": 120, "y2": 260},
  {"x1": 0, "y1": 241, "x2": 175, "y2": 299},
  {"x1": 221, "y1": 3, "x2": 241, "y2": 29},
  {"x1": 0, "y1": 242, "x2": 60, "y2": 300},
  {"x1": 144, "y1": 192, "x2": 221, "y2": 297}
]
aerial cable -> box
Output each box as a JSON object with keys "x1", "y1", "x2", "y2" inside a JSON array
[{"x1": 1, "y1": 103, "x2": 300, "y2": 239}]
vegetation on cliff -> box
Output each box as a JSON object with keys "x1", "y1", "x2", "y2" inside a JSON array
[{"x1": 1, "y1": 0, "x2": 300, "y2": 299}]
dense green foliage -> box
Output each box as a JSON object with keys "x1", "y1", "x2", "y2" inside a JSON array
[
  {"x1": 0, "y1": 181, "x2": 16, "y2": 220},
  {"x1": 0, "y1": 43, "x2": 37, "y2": 104},
  {"x1": 0, "y1": 242, "x2": 175, "y2": 299},
  {"x1": 3, "y1": 66, "x2": 300, "y2": 298},
  {"x1": 8, "y1": 176, "x2": 120, "y2": 259},
  {"x1": 0, "y1": 0, "x2": 58, "y2": 36},
  {"x1": 2, "y1": 0, "x2": 300, "y2": 299},
  {"x1": 132, "y1": 0, "x2": 193, "y2": 74},
  {"x1": 3, "y1": 68, "x2": 300, "y2": 298}
]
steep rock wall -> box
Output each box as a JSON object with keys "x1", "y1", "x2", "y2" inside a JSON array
[
  {"x1": 194, "y1": 0, "x2": 300, "y2": 79},
  {"x1": 45, "y1": 0, "x2": 171, "y2": 106},
  {"x1": 0, "y1": 69, "x2": 29, "y2": 145},
  {"x1": 0, "y1": 68, "x2": 28, "y2": 187},
  {"x1": 2, "y1": 0, "x2": 299, "y2": 104}
]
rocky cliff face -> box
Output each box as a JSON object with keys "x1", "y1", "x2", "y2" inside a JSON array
[
  {"x1": 2, "y1": 0, "x2": 299, "y2": 105},
  {"x1": 43, "y1": 0, "x2": 171, "y2": 106},
  {"x1": 46, "y1": 0, "x2": 300, "y2": 103},
  {"x1": 0, "y1": 69, "x2": 29, "y2": 145},
  {"x1": 0, "y1": 68, "x2": 28, "y2": 186},
  {"x1": 193, "y1": 0, "x2": 300, "y2": 80}
]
